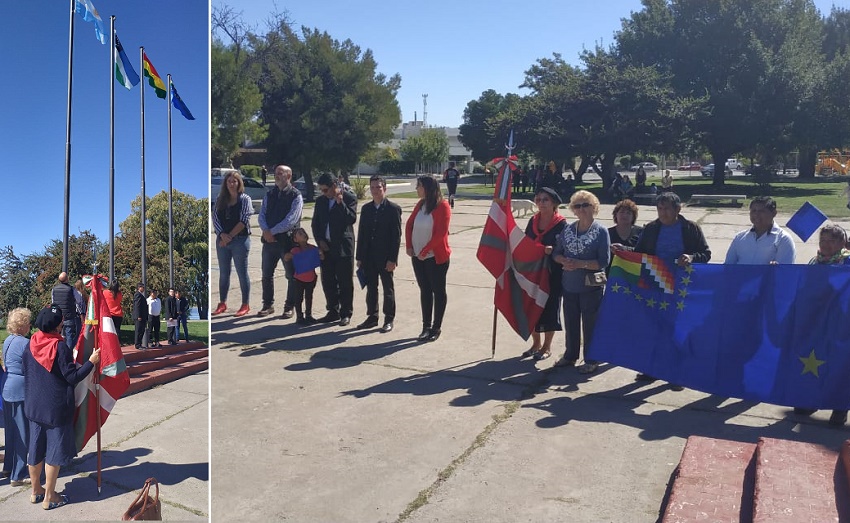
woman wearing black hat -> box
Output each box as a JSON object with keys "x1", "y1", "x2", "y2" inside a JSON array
[
  {"x1": 520, "y1": 187, "x2": 567, "y2": 360},
  {"x1": 23, "y1": 304, "x2": 100, "y2": 510}
]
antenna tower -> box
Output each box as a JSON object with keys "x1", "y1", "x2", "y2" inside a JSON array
[{"x1": 422, "y1": 94, "x2": 428, "y2": 128}]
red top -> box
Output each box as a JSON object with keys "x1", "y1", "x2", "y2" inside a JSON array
[
  {"x1": 405, "y1": 199, "x2": 451, "y2": 264},
  {"x1": 103, "y1": 290, "x2": 123, "y2": 316}
]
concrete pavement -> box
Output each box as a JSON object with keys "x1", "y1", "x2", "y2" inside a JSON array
[
  {"x1": 0, "y1": 372, "x2": 208, "y2": 521},
  {"x1": 210, "y1": 195, "x2": 849, "y2": 522}
]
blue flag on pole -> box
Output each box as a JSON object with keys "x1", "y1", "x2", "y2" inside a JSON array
[
  {"x1": 786, "y1": 201, "x2": 828, "y2": 242},
  {"x1": 74, "y1": 0, "x2": 107, "y2": 45},
  {"x1": 170, "y1": 83, "x2": 195, "y2": 121},
  {"x1": 589, "y1": 253, "x2": 850, "y2": 409}
]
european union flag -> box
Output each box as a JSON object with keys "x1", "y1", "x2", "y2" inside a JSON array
[
  {"x1": 589, "y1": 252, "x2": 850, "y2": 409},
  {"x1": 786, "y1": 201, "x2": 827, "y2": 242},
  {"x1": 170, "y1": 83, "x2": 195, "y2": 121}
]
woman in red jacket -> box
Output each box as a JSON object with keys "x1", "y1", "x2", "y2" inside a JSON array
[{"x1": 405, "y1": 176, "x2": 451, "y2": 342}]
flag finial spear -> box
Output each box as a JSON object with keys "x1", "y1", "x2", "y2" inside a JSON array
[{"x1": 505, "y1": 130, "x2": 515, "y2": 156}]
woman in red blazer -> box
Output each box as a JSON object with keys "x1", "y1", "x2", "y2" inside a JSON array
[{"x1": 405, "y1": 176, "x2": 451, "y2": 342}]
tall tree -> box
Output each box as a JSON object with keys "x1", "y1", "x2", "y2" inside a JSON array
[
  {"x1": 400, "y1": 128, "x2": 450, "y2": 173},
  {"x1": 458, "y1": 90, "x2": 523, "y2": 163}
]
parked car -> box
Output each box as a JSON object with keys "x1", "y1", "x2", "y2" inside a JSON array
[
  {"x1": 293, "y1": 177, "x2": 318, "y2": 199},
  {"x1": 677, "y1": 162, "x2": 702, "y2": 171},
  {"x1": 725, "y1": 158, "x2": 743, "y2": 170},
  {"x1": 210, "y1": 174, "x2": 268, "y2": 202},
  {"x1": 630, "y1": 162, "x2": 658, "y2": 171},
  {"x1": 701, "y1": 164, "x2": 715, "y2": 177}
]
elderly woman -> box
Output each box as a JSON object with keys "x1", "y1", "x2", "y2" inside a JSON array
[
  {"x1": 608, "y1": 199, "x2": 644, "y2": 258},
  {"x1": 212, "y1": 170, "x2": 254, "y2": 317},
  {"x1": 552, "y1": 190, "x2": 611, "y2": 373},
  {"x1": 405, "y1": 175, "x2": 451, "y2": 342},
  {"x1": 795, "y1": 225, "x2": 850, "y2": 426},
  {"x1": 521, "y1": 187, "x2": 567, "y2": 360},
  {"x1": 24, "y1": 305, "x2": 100, "y2": 510},
  {"x1": 3, "y1": 308, "x2": 32, "y2": 487}
]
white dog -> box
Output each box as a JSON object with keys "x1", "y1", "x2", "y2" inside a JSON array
[{"x1": 511, "y1": 199, "x2": 535, "y2": 217}]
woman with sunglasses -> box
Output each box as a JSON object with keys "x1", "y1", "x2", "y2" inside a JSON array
[
  {"x1": 520, "y1": 187, "x2": 567, "y2": 361},
  {"x1": 405, "y1": 176, "x2": 452, "y2": 342},
  {"x1": 551, "y1": 190, "x2": 610, "y2": 374}
]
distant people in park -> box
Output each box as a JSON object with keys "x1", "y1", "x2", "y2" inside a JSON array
[
  {"x1": 564, "y1": 173, "x2": 576, "y2": 199},
  {"x1": 661, "y1": 169, "x2": 673, "y2": 192},
  {"x1": 212, "y1": 170, "x2": 253, "y2": 317},
  {"x1": 608, "y1": 199, "x2": 644, "y2": 267},
  {"x1": 261, "y1": 165, "x2": 268, "y2": 186},
  {"x1": 406, "y1": 175, "x2": 451, "y2": 343},
  {"x1": 443, "y1": 161, "x2": 461, "y2": 208},
  {"x1": 635, "y1": 165, "x2": 647, "y2": 187},
  {"x1": 165, "y1": 288, "x2": 179, "y2": 345},
  {"x1": 724, "y1": 196, "x2": 796, "y2": 265},
  {"x1": 512, "y1": 165, "x2": 522, "y2": 194},
  {"x1": 312, "y1": 172, "x2": 358, "y2": 326},
  {"x1": 147, "y1": 289, "x2": 161, "y2": 348},
  {"x1": 632, "y1": 192, "x2": 711, "y2": 388},
  {"x1": 534, "y1": 165, "x2": 545, "y2": 193},
  {"x1": 609, "y1": 172, "x2": 625, "y2": 201},
  {"x1": 50, "y1": 272, "x2": 78, "y2": 351},
  {"x1": 337, "y1": 173, "x2": 352, "y2": 193},
  {"x1": 620, "y1": 175, "x2": 634, "y2": 198},
  {"x1": 23, "y1": 304, "x2": 100, "y2": 511},
  {"x1": 795, "y1": 224, "x2": 850, "y2": 427},
  {"x1": 283, "y1": 228, "x2": 322, "y2": 325},
  {"x1": 177, "y1": 290, "x2": 189, "y2": 343},
  {"x1": 257, "y1": 165, "x2": 303, "y2": 320},
  {"x1": 552, "y1": 190, "x2": 611, "y2": 374},
  {"x1": 355, "y1": 175, "x2": 402, "y2": 333},
  {"x1": 132, "y1": 283, "x2": 148, "y2": 350},
  {"x1": 542, "y1": 161, "x2": 561, "y2": 190},
  {"x1": 521, "y1": 187, "x2": 566, "y2": 361},
  {"x1": 520, "y1": 167, "x2": 530, "y2": 193},
  {"x1": 103, "y1": 280, "x2": 123, "y2": 337},
  {"x1": 649, "y1": 183, "x2": 658, "y2": 195},
  {"x1": 2, "y1": 308, "x2": 32, "y2": 487}
]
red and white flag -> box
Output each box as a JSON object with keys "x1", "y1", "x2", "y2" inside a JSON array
[{"x1": 73, "y1": 275, "x2": 130, "y2": 451}]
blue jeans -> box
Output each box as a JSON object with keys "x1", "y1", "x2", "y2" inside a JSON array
[
  {"x1": 62, "y1": 319, "x2": 78, "y2": 351},
  {"x1": 179, "y1": 313, "x2": 189, "y2": 341},
  {"x1": 261, "y1": 240, "x2": 295, "y2": 310},
  {"x1": 217, "y1": 234, "x2": 251, "y2": 304},
  {"x1": 3, "y1": 400, "x2": 29, "y2": 481}
]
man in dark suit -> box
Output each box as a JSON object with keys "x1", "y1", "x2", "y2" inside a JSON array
[
  {"x1": 355, "y1": 175, "x2": 402, "y2": 332},
  {"x1": 164, "y1": 287, "x2": 179, "y2": 345},
  {"x1": 132, "y1": 283, "x2": 149, "y2": 349},
  {"x1": 311, "y1": 172, "x2": 358, "y2": 326}
]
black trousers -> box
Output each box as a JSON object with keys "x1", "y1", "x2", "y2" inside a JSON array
[
  {"x1": 147, "y1": 314, "x2": 160, "y2": 345},
  {"x1": 411, "y1": 257, "x2": 449, "y2": 330},
  {"x1": 167, "y1": 320, "x2": 178, "y2": 344},
  {"x1": 134, "y1": 316, "x2": 148, "y2": 347},
  {"x1": 320, "y1": 252, "x2": 354, "y2": 318},
  {"x1": 363, "y1": 263, "x2": 395, "y2": 322},
  {"x1": 294, "y1": 279, "x2": 316, "y2": 318}
]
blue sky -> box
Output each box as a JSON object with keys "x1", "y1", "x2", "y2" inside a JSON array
[
  {"x1": 0, "y1": 1, "x2": 209, "y2": 257},
  {"x1": 217, "y1": 0, "x2": 847, "y2": 130}
]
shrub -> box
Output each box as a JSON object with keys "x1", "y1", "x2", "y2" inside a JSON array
[
  {"x1": 240, "y1": 164, "x2": 263, "y2": 180},
  {"x1": 350, "y1": 177, "x2": 368, "y2": 199}
]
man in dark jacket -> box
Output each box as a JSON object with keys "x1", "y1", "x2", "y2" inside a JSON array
[
  {"x1": 312, "y1": 173, "x2": 358, "y2": 326},
  {"x1": 132, "y1": 283, "x2": 149, "y2": 349},
  {"x1": 50, "y1": 272, "x2": 78, "y2": 351},
  {"x1": 164, "y1": 288, "x2": 179, "y2": 345},
  {"x1": 355, "y1": 175, "x2": 402, "y2": 332},
  {"x1": 633, "y1": 192, "x2": 710, "y2": 387},
  {"x1": 257, "y1": 164, "x2": 303, "y2": 319},
  {"x1": 177, "y1": 290, "x2": 190, "y2": 342}
]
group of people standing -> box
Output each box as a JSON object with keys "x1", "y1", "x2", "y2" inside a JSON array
[
  {"x1": 131, "y1": 284, "x2": 191, "y2": 350},
  {"x1": 212, "y1": 165, "x2": 452, "y2": 340}
]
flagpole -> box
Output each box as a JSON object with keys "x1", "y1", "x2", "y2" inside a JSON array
[
  {"x1": 491, "y1": 305, "x2": 497, "y2": 358},
  {"x1": 63, "y1": 0, "x2": 75, "y2": 273},
  {"x1": 109, "y1": 17, "x2": 115, "y2": 284},
  {"x1": 167, "y1": 74, "x2": 174, "y2": 288},
  {"x1": 94, "y1": 278, "x2": 103, "y2": 494},
  {"x1": 140, "y1": 47, "x2": 147, "y2": 288}
]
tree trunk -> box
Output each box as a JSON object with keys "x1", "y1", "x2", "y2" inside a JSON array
[
  {"x1": 303, "y1": 167, "x2": 315, "y2": 202},
  {"x1": 798, "y1": 148, "x2": 817, "y2": 179},
  {"x1": 711, "y1": 151, "x2": 731, "y2": 187},
  {"x1": 600, "y1": 153, "x2": 617, "y2": 193}
]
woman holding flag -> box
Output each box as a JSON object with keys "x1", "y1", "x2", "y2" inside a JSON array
[{"x1": 521, "y1": 187, "x2": 566, "y2": 360}]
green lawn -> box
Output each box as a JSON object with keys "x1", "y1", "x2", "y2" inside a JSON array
[
  {"x1": 407, "y1": 176, "x2": 850, "y2": 218},
  {"x1": 1, "y1": 320, "x2": 209, "y2": 347}
]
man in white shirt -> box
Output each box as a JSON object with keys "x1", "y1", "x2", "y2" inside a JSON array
[
  {"x1": 146, "y1": 289, "x2": 163, "y2": 348},
  {"x1": 725, "y1": 196, "x2": 796, "y2": 265}
]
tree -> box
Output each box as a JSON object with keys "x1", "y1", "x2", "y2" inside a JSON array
[
  {"x1": 254, "y1": 20, "x2": 401, "y2": 200},
  {"x1": 400, "y1": 128, "x2": 449, "y2": 173},
  {"x1": 458, "y1": 90, "x2": 524, "y2": 163}
]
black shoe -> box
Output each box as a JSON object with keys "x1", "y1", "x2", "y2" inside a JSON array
[
  {"x1": 669, "y1": 384, "x2": 684, "y2": 391},
  {"x1": 380, "y1": 322, "x2": 393, "y2": 333},
  {"x1": 257, "y1": 307, "x2": 275, "y2": 317},
  {"x1": 829, "y1": 410, "x2": 847, "y2": 427},
  {"x1": 356, "y1": 318, "x2": 379, "y2": 329},
  {"x1": 296, "y1": 317, "x2": 309, "y2": 325},
  {"x1": 417, "y1": 328, "x2": 431, "y2": 341},
  {"x1": 339, "y1": 317, "x2": 351, "y2": 327},
  {"x1": 426, "y1": 329, "x2": 441, "y2": 342},
  {"x1": 635, "y1": 373, "x2": 657, "y2": 383},
  {"x1": 317, "y1": 313, "x2": 341, "y2": 323},
  {"x1": 304, "y1": 315, "x2": 317, "y2": 324},
  {"x1": 794, "y1": 407, "x2": 816, "y2": 416},
  {"x1": 281, "y1": 307, "x2": 294, "y2": 319}
]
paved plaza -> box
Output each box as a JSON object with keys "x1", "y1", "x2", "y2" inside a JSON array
[{"x1": 210, "y1": 195, "x2": 849, "y2": 522}]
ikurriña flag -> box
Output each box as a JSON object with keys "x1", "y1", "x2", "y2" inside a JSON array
[
  {"x1": 142, "y1": 52, "x2": 167, "y2": 99},
  {"x1": 589, "y1": 253, "x2": 850, "y2": 409},
  {"x1": 476, "y1": 139, "x2": 549, "y2": 340},
  {"x1": 73, "y1": 275, "x2": 130, "y2": 452}
]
